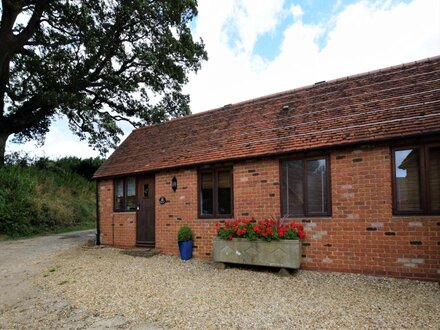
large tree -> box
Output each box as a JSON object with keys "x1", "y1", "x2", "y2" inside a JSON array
[{"x1": 0, "y1": 0, "x2": 207, "y2": 164}]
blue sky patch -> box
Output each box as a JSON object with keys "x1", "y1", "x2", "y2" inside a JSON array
[
  {"x1": 253, "y1": 12, "x2": 294, "y2": 61},
  {"x1": 250, "y1": 0, "x2": 413, "y2": 59},
  {"x1": 251, "y1": 0, "x2": 360, "y2": 60}
]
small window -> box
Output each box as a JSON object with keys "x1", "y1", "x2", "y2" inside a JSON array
[
  {"x1": 394, "y1": 149, "x2": 422, "y2": 211},
  {"x1": 393, "y1": 144, "x2": 440, "y2": 214},
  {"x1": 281, "y1": 157, "x2": 330, "y2": 217},
  {"x1": 114, "y1": 177, "x2": 137, "y2": 211},
  {"x1": 199, "y1": 168, "x2": 233, "y2": 218}
]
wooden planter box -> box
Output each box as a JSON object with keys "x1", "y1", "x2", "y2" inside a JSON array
[{"x1": 212, "y1": 237, "x2": 302, "y2": 269}]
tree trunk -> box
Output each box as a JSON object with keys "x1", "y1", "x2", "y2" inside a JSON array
[{"x1": 0, "y1": 133, "x2": 9, "y2": 166}]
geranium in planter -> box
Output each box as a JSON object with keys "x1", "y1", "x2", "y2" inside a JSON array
[{"x1": 213, "y1": 218, "x2": 305, "y2": 269}]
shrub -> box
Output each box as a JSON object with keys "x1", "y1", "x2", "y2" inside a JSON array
[
  {"x1": 54, "y1": 156, "x2": 104, "y2": 181},
  {"x1": 178, "y1": 226, "x2": 193, "y2": 242},
  {"x1": 0, "y1": 166, "x2": 36, "y2": 236},
  {"x1": 0, "y1": 160, "x2": 96, "y2": 238}
]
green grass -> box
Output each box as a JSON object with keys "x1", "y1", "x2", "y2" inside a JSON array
[
  {"x1": 51, "y1": 221, "x2": 96, "y2": 234},
  {"x1": 0, "y1": 158, "x2": 100, "y2": 239}
]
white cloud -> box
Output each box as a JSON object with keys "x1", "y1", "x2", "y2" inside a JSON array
[
  {"x1": 6, "y1": 120, "x2": 101, "y2": 160},
  {"x1": 290, "y1": 4, "x2": 304, "y2": 20},
  {"x1": 195, "y1": 0, "x2": 285, "y2": 55},
  {"x1": 186, "y1": 0, "x2": 440, "y2": 112},
  {"x1": 316, "y1": 0, "x2": 440, "y2": 77},
  {"x1": 230, "y1": 0, "x2": 285, "y2": 54}
]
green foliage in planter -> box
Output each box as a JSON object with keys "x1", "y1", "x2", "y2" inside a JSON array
[{"x1": 178, "y1": 226, "x2": 193, "y2": 242}]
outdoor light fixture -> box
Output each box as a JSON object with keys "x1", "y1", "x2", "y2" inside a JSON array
[
  {"x1": 171, "y1": 176, "x2": 177, "y2": 192},
  {"x1": 281, "y1": 105, "x2": 290, "y2": 114}
]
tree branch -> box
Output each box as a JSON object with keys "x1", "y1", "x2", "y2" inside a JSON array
[
  {"x1": 5, "y1": 95, "x2": 55, "y2": 134},
  {"x1": 0, "y1": 0, "x2": 20, "y2": 37},
  {"x1": 97, "y1": 109, "x2": 140, "y2": 127},
  {"x1": 5, "y1": 86, "x2": 27, "y2": 102},
  {"x1": 15, "y1": 0, "x2": 48, "y2": 49}
]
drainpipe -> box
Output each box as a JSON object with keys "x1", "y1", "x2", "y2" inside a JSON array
[{"x1": 95, "y1": 180, "x2": 101, "y2": 245}]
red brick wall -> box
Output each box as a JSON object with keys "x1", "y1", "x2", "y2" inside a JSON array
[
  {"x1": 300, "y1": 146, "x2": 439, "y2": 280},
  {"x1": 98, "y1": 144, "x2": 440, "y2": 280},
  {"x1": 98, "y1": 179, "x2": 136, "y2": 248},
  {"x1": 154, "y1": 160, "x2": 281, "y2": 259},
  {"x1": 155, "y1": 169, "x2": 204, "y2": 257},
  {"x1": 234, "y1": 159, "x2": 280, "y2": 219}
]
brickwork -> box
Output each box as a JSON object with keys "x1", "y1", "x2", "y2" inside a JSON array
[
  {"x1": 98, "y1": 179, "x2": 136, "y2": 248},
  {"x1": 98, "y1": 144, "x2": 440, "y2": 280},
  {"x1": 155, "y1": 169, "x2": 204, "y2": 257},
  {"x1": 233, "y1": 159, "x2": 280, "y2": 219},
  {"x1": 299, "y1": 145, "x2": 440, "y2": 280}
]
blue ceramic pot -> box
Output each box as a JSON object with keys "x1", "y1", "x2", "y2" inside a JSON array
[{"x1": 178, "y1": 240, "x2": 193, "y2": 260}]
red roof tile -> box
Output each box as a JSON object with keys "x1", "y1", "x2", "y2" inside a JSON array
[{"x1": 94, "y1": 56, "x2": 440, "y2": 179}]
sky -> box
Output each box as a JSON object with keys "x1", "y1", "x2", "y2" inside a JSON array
[{"x1": 6, "y1": 0, "x2": 440, "y2": 160}]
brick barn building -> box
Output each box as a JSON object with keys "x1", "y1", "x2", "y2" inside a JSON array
[{"x1": 93, "y1": 56, "x2": 440, "y2": 281}]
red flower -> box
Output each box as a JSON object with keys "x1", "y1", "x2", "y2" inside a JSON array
[
  {"x1": 237, "y1": 229, "x2": 246, "y2": 236},
  {"x1": 216, "y1": 218, "x2": 305, "y2": 241},
  {"x1": 291, "y1": 223, "x2": 304, "y2": 231}
]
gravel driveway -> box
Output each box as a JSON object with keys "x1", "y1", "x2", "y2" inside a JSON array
[
  {"x1": 0, "y1": 230, "x2": 139, "y2": 329},
  {"x1": 32, "y1": 246, "x2": 439, "y2": 329},
  {"x1": 0, "y1": 233, "x2": 438, "y2": 329}
]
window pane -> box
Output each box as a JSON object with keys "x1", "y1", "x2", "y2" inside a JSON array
[
  {"x1": 115, "y1": 179, "x2": 124, "y2": 210},
  {"x1": 429, "y1": 147, "x2": 440, "y2": 211},
  {"x1": 281, "y1": 160, "x2": 304, "y2": 217},
  {"x1": 394, "y1": 149, "x2": 422, "y2": 211},
  {"x1": 306, "y1": 159, "x2": 328, "y2": 214},
  {"x1": 125, "y1": 177, "x2": 137, "y2": 211},
  {"x1": 201, "y1": 173, "x2": 213, "y2": 215},
  {"x1": 218, "y1": 171, "x2": 231, "y2": 215}
]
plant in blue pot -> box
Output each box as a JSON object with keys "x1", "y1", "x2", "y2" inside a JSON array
[{"x1": 178, "y1": 226, "x2": 193, "y2": 260}]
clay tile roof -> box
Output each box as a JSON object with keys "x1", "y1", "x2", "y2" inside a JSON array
[{"x1": 93, "y1": 56, "x2": 440, "y2": 179}]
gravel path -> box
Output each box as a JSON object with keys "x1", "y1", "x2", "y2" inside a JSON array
[
  {"x1": 0, "y1": 231, "x2": 138, "y2": 329},
  {"x1": 35, "y1": 246, "x2": 439, "y2": 329}
]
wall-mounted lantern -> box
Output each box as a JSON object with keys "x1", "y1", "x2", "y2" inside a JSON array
[{"x1": 171, "y1": 176, "x2": 177, "y2": 192}]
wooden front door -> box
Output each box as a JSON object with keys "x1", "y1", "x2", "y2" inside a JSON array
[{"x1": 136, "y1": 175, "x2": 155, "y2": 246}]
